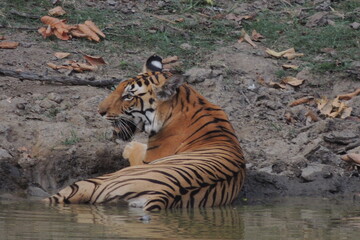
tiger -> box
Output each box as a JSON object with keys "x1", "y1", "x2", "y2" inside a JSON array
[{"x1": 45, "y1": 55, "x2": 246, "y2": 211}]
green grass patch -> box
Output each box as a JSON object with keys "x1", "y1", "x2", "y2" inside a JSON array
[
  {"x1": 243, "y1": 1, "x2": 360, "y2": 73},
  {"x1": 62, "y1": 130, "x2": 80, "y2": 145}
]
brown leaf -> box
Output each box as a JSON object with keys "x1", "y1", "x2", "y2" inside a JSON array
[
  {"x1": 77, "y1": 24, "x2": 100, "y2": 42},
  {"x1": 162, "y1": 56, "x2": 179, "y2": 64},
  {"x1": 70, "y1": 29, "x2": 88, "y2": 38},
  {"x1": 289, "y1": 96, "x2": 314, "y2": 107},
  {"x1": 71, "y1": 62, "x2": 98, "y2": 71},
  {"x1": 281, "y1": 76, "x2": 304, "y2": 87},
  {"x1": 83, "y1": 54, "x2": 106, "y2": 66},
  {"x1": 0, "y1": 41, "x2": 19, "y2": 49},
  {"x1": 341, "y1": 107, "x2": 352, "y2": 119},
  {"x1": 0, "y1": 36, "x2": 6, "y2": 40},
  {"x1": 305, "y1": 110, "x2": 319, "y2": 122},
  {"x1": 239, "y1": 30, "x2": 257, "y2": 48},
  {"x1": 269, "y1": 81, "x2": 287, "y2": 89},
  {"x1": 46, "y1": 62, "x2": 72, "y2": 70},
  {"x1": 337, "y1": 88, "x2": 360, "y2": 100},
  {"x1": 175, "y1": 18, "x2": 185, "y2": 22},
  {"x1": 163, "y1": 62, "x2": 182, "y2": 70},
  {"x1": 321, "y1": 104, "x2": 333, "y2": 116},
  {"x1": 251, "y1": 29, "x2": 264, "y2": 41},
  {"x1": 341, "y1": 153, "x2": 360, "y2": 165},
  {"x1": 41, "y1": 16, "x2": 69, "y2": 31},
  {"x1": 282, "y1": 64, "x2": 299, "y2": 70},
  {"x1": 84, "y1": 20, "x2": 105, "y2": 38},
  {"x1": 284, "y1": 112, "x2": 296, "y2": 124},
  {"x1": 316, "y1": 97, "x2": 328, "y2": 111},
  {"x1": 54, "y1": 52, "x2": 71, "y2": 59},
  {"x1": 266, "y1": 48, "x2": 295, "y2": 58},
  {"x1": 48, "y1": 6, "x2": 66, "y2": 16},
  {"x1": 283, "y1": 52, "x2": 304, "y2": 60},
  {"x1": 53, "y1": 28, "x2": 71, "y2": 40}
]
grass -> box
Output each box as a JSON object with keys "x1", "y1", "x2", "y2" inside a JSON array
[
  {"x1": 243, "y1": 0, "x2": 360, "y2": 74},
  {"x1": 62, "y1": 130, "x2": 80, "y2": 145},
  {"x1": 1, "y1": 0, "x2": 239, "y2": 71},
  {"x1": 1, "y1": 0, "x2": 358, "y2": 75}
]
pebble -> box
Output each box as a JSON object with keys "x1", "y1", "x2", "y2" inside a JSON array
[
  {"x1": 47, "y1": 92, "x2": 63, "y2": 104},
  {"x1": 350, "y1": 22, "x2": 360, "y2": 30},
  {"x1": 0, "y1": 148, "x2": 12, "y2": 161}
]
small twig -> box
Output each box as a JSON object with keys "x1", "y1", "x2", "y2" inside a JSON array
[
  {"x1": 145, "y1": 13, "x2": 177, "y2": 25},
  {"x1": 9, "y1": 9, "x2": 40, "y2": 19},
  {"x1": 0, "y1": 68, "x2": 122, "y2": 87},
  {"x1": 239, "y1": 90, "x2": 251, "y2": 105},
  {"x1": 0, "y1": 26, "x2": 39, "y2": 31}
]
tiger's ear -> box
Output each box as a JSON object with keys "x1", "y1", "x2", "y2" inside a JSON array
[
  {"x1": 155, "y1": 75, "x2": 184, "y2": 101},
  {"x1": 142, "y1": 55, "x2": 163, "y2": 73}
]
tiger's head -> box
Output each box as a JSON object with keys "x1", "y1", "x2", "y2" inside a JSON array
[{"x1": 98, "y1": 55, "x2": 184, "y2": 141}]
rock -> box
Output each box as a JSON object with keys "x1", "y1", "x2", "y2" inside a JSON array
[
  {"x1": 350, "y1": 22, "x2": 360, "y2": 30},
  {"x1": 0, "y1": 148, "x2": 12, "y2": 161},
  {"x1": 306, "y1": 12, "x2": 329, "y2": 27},
  {"x1": 184, "y1": 68, "x2": 213, "y2": 84},
  {"x1": 305, "y1": 145, "x2": 340, "y2": 165},
  {"x1": 323, "y1": 130, "x2": 359, "y2": 145},
  {"x1": 27, "y1": 185, "x2": 49, "y2": 197},
  {"x1": 47, "y1": 92, "x2": 63, "y2": 104},
  {"x1": 301, "y1": 163, "x2": 325, "y2": 182},
  {"x1": 180, "y1": 43, "x2": 192, "y2": 50}
]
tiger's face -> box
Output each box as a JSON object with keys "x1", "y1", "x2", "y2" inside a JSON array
[
  {"x1": 98, "y1": 75, "x2": 159, "y2": 140},
  {"x1": 98, "y1": 55, "x2": 184, "y2": 141}
]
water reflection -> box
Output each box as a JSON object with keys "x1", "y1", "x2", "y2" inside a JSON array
[{"x1": 0, "y1": 197, "x2": 360, "y2": 239}]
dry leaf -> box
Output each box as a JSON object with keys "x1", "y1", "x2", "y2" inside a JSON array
[
  {"x1": 282, "y1": 64, "x2": 299, "y2": 70},
  {"x1": 266, "y1": 48, "x2": 295, "y2": 58},
  {"x1": 341, "y1": 153, "x2": 360, "y2": 165},
  {"x1": 77, "y1": 24, "x2": 100, "y2": 42},
  {"x1": 284, "y1": 112, "x2": 296, "y2": 124},
  {"x1": 84, "y1": 20, "x2": 105, "y2": 38},
  {"x1": 70, "y1": 29, "x2": 88, "y2": 38},
  {"x1": 163, "y1": 61, "x2": 182, "y2": 70},
  {"x1": 83, "y1": 54, "x2": 106, "y2": 66},
  {"x1": 329, "y1": 102, "x2": 347, "y2": 118},
  {"x1": 162, "y1": 56, "x2": 179, "y2": 64},
  {"x1": 48, "y1": 6, "x2": 66, "y2": 16},
  {"x1": 316, "y1": 97, "x2": 328, "y2": 111},
  {"x1": 257, "y1": 76, "x2": 266, "y2": 86},
  {"x1": 319, "y1": 100, "x2": 333, "y2": 116},
  {"x1": 71, "y1": 62, "x2": 98, "y2": 71},
  {"x1": 238, "y1": 30, "x2": 257, "y2": 48},
  {"x1": 305, "y1": 110, "x2": 319, "y2": 122},
  {"x1": 175, "y1": 18, "x2": 185, "y2": 22},
  {"x1": 47, "y1": 62, "x2": 72, "y2": 70},
  {"x1": 341, "y1": 107, "x2": 352, "y2": 119},
  {"x1": 41, "y1": 16, "x2": 70, "y2": 31},
  {"x1": 269, "y1": 81, "x2": 287, "y2": 89},
  {"x1": 0, "y1": 41, "x2": 19, "y2": 49},
  {"x1": 337, "y1": 88, "x2": 360, "y2": 100},
  {"x1": 54, "y1": 52, "x2": 71, "y2": 59},
  {"x1": 281, "y1": 76, "x2": 304, "y2": 87},
  {"x1": 251, "y1": 29, "x2": 264, "y2": 41},
  {"x1": 289, "y1": 96, "x2": 314, "y2": 107},
  {"x1": 53, "y1": 28, "x2": 71, "y2": 40},
  {"x1": 0, "y1": 36, "x2": 6, "y2": 40},
  {"x1": 283, "y1": 52, "x2": 304, "y2": 60}
]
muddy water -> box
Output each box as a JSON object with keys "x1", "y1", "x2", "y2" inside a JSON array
[{"x1": 0, "y1": 197, "x2": 359, "y2": 239}]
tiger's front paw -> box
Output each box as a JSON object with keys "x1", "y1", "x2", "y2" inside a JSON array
[{"x1": 123, "y1": 141, "x2": 147, "y2": 166}]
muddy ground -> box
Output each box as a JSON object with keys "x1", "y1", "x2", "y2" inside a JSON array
[{"x1": 1, "y1": 0, "x2": 360, "y2": 203}]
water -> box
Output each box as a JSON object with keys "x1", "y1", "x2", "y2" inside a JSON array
[{"x1": 0, "y1": 197, "x2": 360, "y2": 239}]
